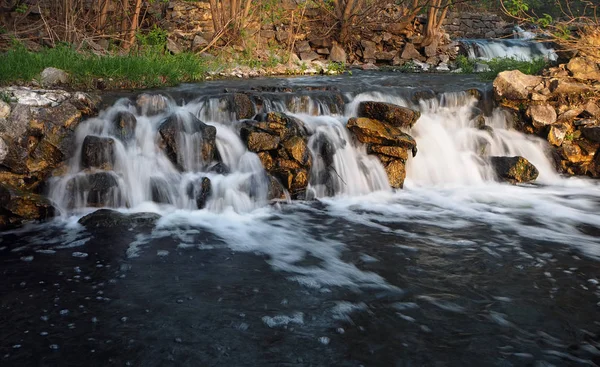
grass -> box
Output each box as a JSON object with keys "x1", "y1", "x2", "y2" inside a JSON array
[
  {"x1": 0, "y1": 44, "x2": 224, "y2": 89},
  {"x1": 455, "y1": 54, "x2": 549, "y2": 81}
]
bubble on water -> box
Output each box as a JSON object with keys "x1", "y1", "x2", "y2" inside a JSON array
[
  {"x1": 36, "y1": 249, "x2": 56, "y2": 254},
  {"x1": 262, "y1": 312, "x2": 304, "y2": 328},
  {"x1": 91, "y1": 317, "x2": 98, "y2": 323},
  {"x1": 49, "y1": 344, "x2": 59, "y2": 350},
  {"x1": 174, "y1": 338, "x2": 182, "y2": 343},
  {"x1": 59, "y1": 309, "x2": 69, "y2": 316},
  {"x1": 40, "y1": 332, "x2": 48, "y2": 336},
  {"x1": 588, "y1": 279, "x2": 599, "y2": 285},
  {"x1": 40, "y1": 316, "x2": 49, "y2": 321},
  {"x1": 336, "y1": 328, "x2": 345, "y2": 334},
  {"x1": 318, "y1": 336, "x2": 330, "y2": 345},
  {"x1": 237, "y1": 322, "x2": 249, "y2": 331},
  {"x1": 72, "y1": 252, "x2": 88, "y2": 258},
  {"x1": 157, "y1": 250, "x2": 169, "y2": 257},
  {"x1": 331, "y1": 302, "x2": 368, "y2": 321},
  {"x1": 12, "y1": 344, "x2": 21, "y2": 349},
  {"x1": 20, "y1": 256, "x2": 34, "y2": 262},
  {"x1": 120, "y1": 317, "x2": 128, "y2": 323}
]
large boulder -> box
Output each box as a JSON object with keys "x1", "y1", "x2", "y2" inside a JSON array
[
  {"x1": 0, "y1": 183, "x2": 54, "y2": 229},
  {"x1": 493, "y1": 70, "x2": 542, "y2": 100},
  {"x1": 346, "y1": 117, "x2": 417, "y2": 153},
  {"x1": 158, "y1": 112, "x2": 217, "y2": 170},
  {"x1": 81, "y1": 135, "x2": 116, "y2": 170},
  {"x1": 232, "y1": 93, "x2": 255, "y2": 120},
  {"x1": 329, "y1": 42, "x2": 347, "y2": 63},
  {"x1": 490, "y1": 156, "x2": 539, "y2": 183},
  {"x1": 357, "y1": 102, "x2": 421, "y2": 129},
  {"x1": 240, "y1": 128, "x2": 280, "y2": 152}
]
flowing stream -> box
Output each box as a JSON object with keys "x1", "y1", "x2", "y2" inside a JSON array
[{"x1": 1, "y1": 72, "x2": 600, "y2": 367}]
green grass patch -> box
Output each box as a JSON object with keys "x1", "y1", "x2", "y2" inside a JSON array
[
  {"x1": 0, "y1": 44, "x2": 223, "y2": 89},
  {"x1": 479, "y1": 57, "x2": 548, "y2": 81}
]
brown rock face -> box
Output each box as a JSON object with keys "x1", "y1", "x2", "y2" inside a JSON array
[
  {"x1": 527, "y1": 104, "x2": 557, "y2": 128},
  {"x1": 383, "y1": 159, "x2": 406, "y2": 189},
  {"x1": 242, "y1": 130, "x2": 280, "y2": 152},
  {"x1": 548, "y1": 125, "x2": 567, "y2": 146},
  {"x1": 283, "y1": 136, "x2": 311, "y2": 166},
  {"x1": 401, "y1": 43, "x2": 422, "y2": 60},
  {"x1": 567, "y1": 57, "x2": 600, "y2": 81},
  {"x1": 113, "y1": 111, "x2": 137, "y2": 142},
  {"x1": 358, "y1": 101, "x2": 421, "y2": 129},
  {"x1": 0, "y1": 183, "x2": 54, "y2": 229},
  {"x1": 582, "y1": 126, "x2": 600, "y2": 143},
  {"x1": 494, "y1": 70, "x2": 542, "y2": 100},
  {"x1": 186, "y1": 176, "x2": 212, "y2": 209},
  {"x1": 347, "y1": 117, "x2": 417, "y2": 151},
  {"x1": 233, "y1": 93, "x2": 255, "y2": 120},
  {"x1": 329, "y1": 43, "x2": 347, "y2": 63},
  {"x1": 490, "y1": 156, "x2": 539, "y2": 183},
  {"x1": 367, "y1": 145, "x2": 409, "y2": 160},
  {"x1": 66, "y1": 172, "x2": 123, "y2": 208}
]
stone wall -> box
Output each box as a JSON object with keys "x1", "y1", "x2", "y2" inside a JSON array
[{"x1": 442, "y1": 12, "x2": 513, "y2": 39}]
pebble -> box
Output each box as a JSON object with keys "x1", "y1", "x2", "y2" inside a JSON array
[{"x1": 318, "y1": 336, "x2": 330, "y2": 345}]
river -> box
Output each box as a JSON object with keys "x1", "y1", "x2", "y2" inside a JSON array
[{"x1": 1, "y1": 72, "x2": 600, "y2": 366}]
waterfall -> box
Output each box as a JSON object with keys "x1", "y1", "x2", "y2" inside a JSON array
[
  {"x1": 459, "y1": 39, "x2": 557, "y2": 61},
  {"x1": 49, "y1": 82, "x2": 563, "y2": 215}
]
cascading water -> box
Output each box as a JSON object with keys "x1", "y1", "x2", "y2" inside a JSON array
[
  {"x1": 459, "y1": 38, "x2": 557, "y2": 61},
  {"x1": 49, "y1": 79, "x2": 565, "y2": 216}
]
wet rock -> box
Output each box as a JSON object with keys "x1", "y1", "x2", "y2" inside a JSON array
[
  {"x1": 358, "y1": 101, "x2": 421, "y2": 129},
  {"x1": 490, "y1": 156, "x2": 539, "y2": 183},
  {"x1": 66, "y1": 172, "x2": 123, "y2": 208},
  {"x1": 208, "y1": 162, "x2": 230, "y2": 174},
  {"x1": 112, "y1": 111, "x2": 137, "y2": 142},
  {"x1": 383, "y1": 159, "x2": 406, "y2": 189},
  {"x1": 527, "y1": 104, "x2": 557, "y2": 128},
  {"x1": 561, "y1": 143, "x2": 585, "y2": 163},
  {"x1": 566, "y1": 57, "x2": 600, "y2": 81},
  {"x1": 40, "y1": 67, "x2": 69, "y2": 87},
  {"x1": 158, "y1": 112, "x2": 217, "y2": 169},
  {"x1": 347, "y1": 117, "x2": 417, "y2": 151},
  {"x1": 241, "y1": 129, "x2": 280, "y2": 152},
  {"x1": 233, "y1": 93, "x2": 255, "y2": 120},
  {"x1": 283, "y1": 136, "x2": 311, "y2": 166},
  {"x1": 81, "y1": 136, "x2": 116, "y2": 170},
  {"x1": 136, "y1": 94, "x2": 170, "y2": 116},
  {"x1": 150, "y1": 177, "x2": 174, "y2": 204},
  {"x1": 367, "y1": 145, "x2": 409, "y2": 160},
  {"x1": 252, "y1": 112, "x2": 308, "y2": 140},
  {"x1": 411, "y1": 90, "x2": 436, "y2": 103},
  {"x1": 267, "y1": 174, "x2": 287, "y2": 200},
  {"x1": 329, "y1": 42, "x2": 346, "y2": 63},
  {"x1": 257, "y1": 152, "x2": 274, "y2": 170},
  {"x1": 312, "y1": 132, "x2": 337, "y2": 168},
  {"x1": 0, "y1": 183, "x2": 54, "y2": 229},
  {"x1": 493, "y1": 70, "x2": 542, "y2": 100},
  {"x1": 78, "y1": 209, "x2": 160, "y2": 228},
  {"x1": 582, "y1": 126, "x2": 600, "y2": 143},
  {"x1": 186, "y1": 177, "x2": 212, "y2": 209}
]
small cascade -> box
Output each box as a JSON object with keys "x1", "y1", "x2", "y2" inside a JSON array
[
  {"x1": 459, "y1": 39, "x2": 557, "y2": 61},
  {"x1": 513, "y1": 25, "x2": 536, "y2": 40},
  {"x1": 49, "y1": 78, "x2": 565, "y2": 215}
]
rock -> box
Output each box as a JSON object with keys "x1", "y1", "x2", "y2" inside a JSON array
[
  {"x1": 309, "y1": 38, "x2": 332, "y2": 48},
  {"x1": 347, "y1": 117, "x2": 417, "y2": 154},
  {"x1": 490, "y1": 156, "x2": 539, "y2": 183},
  {"x1": 186, "y1": 177, "x2": 212, "y2": 209},
  {"x1": 78, "y1": 209, "x2": 160, "y2": 228},
  {"x1": 493, "y1": 70, "x2": 542, "y2": 100},
  {"x1": 548, "y1": 124, "x2": 567, "y2": 146},
  {"x1": 584, "y1": 101, "x2": 600, "y2": 118},
  {"x1": 527, "y1": 104, "x2": 557, "y2": 128},
  {"x1": 383, "y1": 159, "x2": 406, "y2": 189},
  {"x1": 0, "y1": 100, "x2": 10, "y2": 119},
  {"x1": 295, "y1": 41, "x2": 311, "y2": 53},
  {"x1": 401, "y1": 43, "x2": 422, "y2": 60},
  {"x1": 329, "y1": 43, "x2": 346, "y2": 63},
  {"x1": 357, "y1": 101, "x2": 421, "y2": 129},
  {"x1": 0, "y1": 137, "x2": 7, "y2": 164},
  {"x1": 436, "y1": 63, "x2": 450, "y2": 72},
  {"x1": 316, "y1": 48, "x2": 330, "y2": 55},
  {"x1": 252, "y1": 112, "x2": 307, "y2": 140},
  {"x1": 136, "y1": 94, "x2": 170, "y2": 116},
  {"x1": 367, "y1": 145, "x2": 409, "y2": 160},
  {"x1": 192, "y1": 34, "x2": 209, "y2": 52},
  {"x1": 424, "y1": 40, "x2": 438, "y2": 58},
  {"x1": 549, "y1": 79, "x2": 592, "y2": 95},
  {"x1": 158, "y1": 112, "x2": 217, "y2": 169},
  {"x1": 81, "y1": 136, "x2": 116, "y2": 170},
  {"x1": 300, "y1": 51, "x2": 319, "y2": 61},
  {"x1": 582, "y1": 126, "x2": 600, "y2": 143},
  {"x1": 150, "y1": 177, "x2": 174, "y2": 204},
  {"x1": 561, "y1": 143, "x2": 585, "y2": 163},
  {"x1": 208, "y1": 162, "x2": 230, "y2": 174},
  {"x1": 566, "y1": 57, "x2": 600, "y2": 81},
  {"x1": 474, "y1": 63, "x2": 491, "y2": 73},
  {"x1": 232, "y1": 93, "x2": 255, "y2": 120},
  {"x1": 283, "y1": 136, "x2": 311, "y2": 166},
  {"x1": 167, "y1": 38, "x2": 182, "y2": 55},
  {"x1": 66, "y1": 172, "x2": 123, "y2": 208},
  {"x1": 0, "y1": 184, "x2": 54, "y2": 229},
  {"x1": 112, "y1": 111, "x2": 137, "y2": 142},
  {"x1": 267, "y1": 174, "x2": 287, "y2": 200},
  {"x1": 40, "y1": 67, "x2": 69, "y2": 87},
  {"x1": 240, "y1": 129, "x2": 280, "y2": 152},
  {"x1": 375, "y1": 51, "x2": 396, "y2": 61}
]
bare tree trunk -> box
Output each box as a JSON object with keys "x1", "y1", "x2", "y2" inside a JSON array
[{"x1": 124, "y1": 0, "x2": 142, "y2": 49}]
